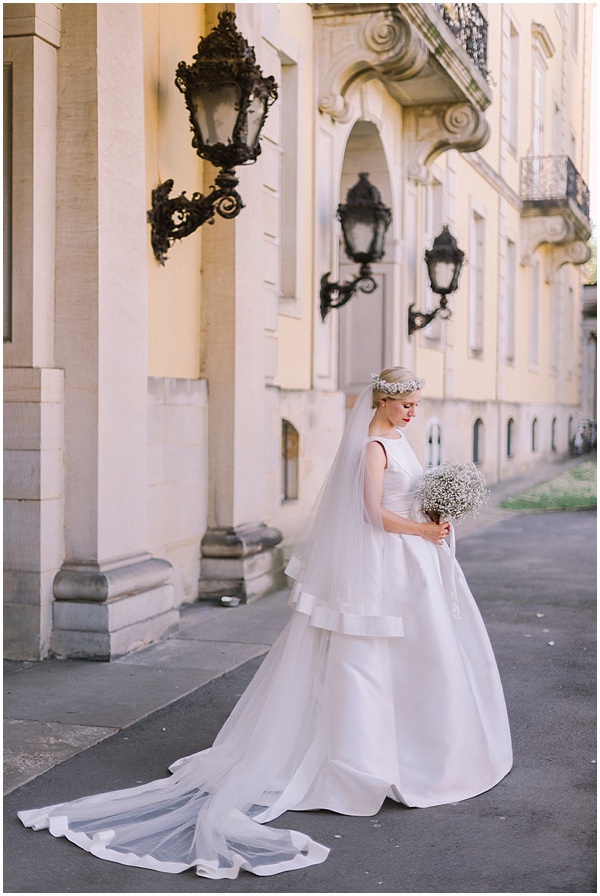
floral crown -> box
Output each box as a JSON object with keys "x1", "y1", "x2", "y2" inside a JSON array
[{"x1": 371, "y1": 373, "x2": 425, "y2": 395}]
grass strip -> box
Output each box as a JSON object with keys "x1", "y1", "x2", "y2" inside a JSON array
[{"x1": 500, "y1": 459, "x2": 597, "y2": 511}]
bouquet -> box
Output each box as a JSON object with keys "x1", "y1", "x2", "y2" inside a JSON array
[{"x1": 417, "y1": 461, "x2": 489, "y2": 524}]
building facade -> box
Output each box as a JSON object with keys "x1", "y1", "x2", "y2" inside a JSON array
[{"x1": 4, "y1": 2, "x2": 594, "y2": 660}]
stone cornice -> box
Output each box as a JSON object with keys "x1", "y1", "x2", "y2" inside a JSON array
[
  {"x1": 463, "y1": 153, "x2": 522, "y2": 212},
  {"x1": 532, "y1": 21, "x2": 556, "y2": 59},
  {"x1": 3, "y1": 3, "x2": 62, "y2": 48}
]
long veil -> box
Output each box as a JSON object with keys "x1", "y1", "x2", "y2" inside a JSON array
[
  {"x1": 18, "y1": 384, "x2": 402, "y2": 878},
  {"x1": 286, "y1": 384, "x2": 404, "y2": 637}
]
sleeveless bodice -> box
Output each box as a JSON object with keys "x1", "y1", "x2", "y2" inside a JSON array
[{"x1": 367, "y1": 432, "x2": 423, "y2": 517}]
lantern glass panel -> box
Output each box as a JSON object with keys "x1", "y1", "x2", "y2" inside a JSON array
[
  {"x1": 191, "y1": 84, "x2": 241, "y2": 146},
  {"x1": 343, "y1": 216, "x2": 375, "y2": 259},
  {"x1": 246, "y1": 94, "x2": 267, "y2": 149},
  {"x1": 431, "y1": 259, "x2": 456, "y2": 292},
  {"x1": 371, "y1": 219, "x2": 386, "y2": 259}
]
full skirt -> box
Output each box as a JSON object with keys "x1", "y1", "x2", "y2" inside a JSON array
[{"x1": 19, "y1": 535, "x2": 512, "y2": 878}]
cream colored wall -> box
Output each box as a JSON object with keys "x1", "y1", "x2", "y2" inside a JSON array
[
  {"x1": 418, "y1": 3, "x2": 590, "y2": 416},
  {"x1": 143, "y1": 3, "x2": 204, "y2": 379},
  {"x1": 276, "y1": 2, "x2": 314, "y2": 391}
]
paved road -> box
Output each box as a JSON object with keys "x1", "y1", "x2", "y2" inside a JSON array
[{"x1": 4, "y1": 507, "x2": 596, "y2": 893}]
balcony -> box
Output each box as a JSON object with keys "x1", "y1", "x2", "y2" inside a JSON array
[
  {"x1": 434, "y1": 3, "x2": 489, "y2": 81},
  {"x1": 312, "y1": 3, "x2": 492, "y2": 180},
  {"x1": 521, "y1": 156, "x2": 591, "y2": 228},
  {"x1": 520, "y1": 156, "x2": 592, "y2": 275}
]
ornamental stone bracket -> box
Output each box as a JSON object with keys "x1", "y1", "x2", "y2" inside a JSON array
[
  {"x1": 314, "y1": 5, "x2": 429, "y2": 123},
  {"x1": 403, "y1": 103, "x2": 490, "y2": 184},
  {"x1": 544, "y1": 240, "x2": 591, "y2": 284},
  {"x1": 312, "y1": 4, "x2": 492, "y2": 175},
  {"x1": 520, "y1": 215, "x2": 591, "y2": 282}
]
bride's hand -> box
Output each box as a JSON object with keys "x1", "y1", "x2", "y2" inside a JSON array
[{"x1": 421, "y1": 521, "x2": 450, "y2": 545}]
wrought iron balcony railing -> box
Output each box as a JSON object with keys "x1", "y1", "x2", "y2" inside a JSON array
[
  {"x1": 434, "y1": 3, "x2": 489, "y2": 80},
  {"x1": 520, "y1": 155, "x2": 591, "y2": 223}
]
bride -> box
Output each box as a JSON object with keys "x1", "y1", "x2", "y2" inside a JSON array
[{"x1": 18, "y1": 368, "x2": 512, "y2": 879}]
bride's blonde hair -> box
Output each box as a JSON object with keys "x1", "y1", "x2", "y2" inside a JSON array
[{"x1": 372, "y1": 367, "x2": 421, "y2": 408}]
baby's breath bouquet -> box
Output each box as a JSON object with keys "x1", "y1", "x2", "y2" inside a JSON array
[{"x1": 417, "y1": 461, "x2": 489, "y2": 523}]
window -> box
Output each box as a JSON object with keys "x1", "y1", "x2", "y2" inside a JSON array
[
  {"x1": 529, "y1": 261, "x2": 540, "y2": 369},
  {"x1": 473, "y1": 418, "x2": 484, "y2": 464},
  {"x1": 568, "y1": 416, "x2": 574, "y2": 443},
  {"x1": 531, "y1": 418, "x2": 538, "y2": 452},
  {"x1": 425, "y1": 419, "x2": 443, "y2": 467},
  {"x1": 549, "y1": 280, "x2": 561, "y2": 374},
  {"x1": 281, "y1": 419, "x2": 299, "y2": 501},
  {"x1": 505, "y1": 239, "x2": 516, "y2": 362},
  {"x1": 571, "y1": 4, "x2": 579, "y2": 56},
  {"x1": 470, "y1": 211, "x2": 485, "y2": 353},
  {"x1": 532, "y1": 61, "x2": 544, "y2": 158},
  {"x1": 423, "y1": 181, "x2": 444, "y2": 341},
  {"x1": 553, "y1": 99, "x2": 563, "y2": 156},
  {"x1": 566, "y1": 286, "x2": 574, "y2": 377},
  {"x1": 507, "y1": 418, "x2": 515, "y2": 458},
  {"x1": 507, "y1": 22, "x2": 519, "y2": 152},
  {"x1": 279, "y1": 59, "x2": 300, "y2": 311},
  {"x1": 551, "y1": 417, "x2": 557, "y2": 452}
]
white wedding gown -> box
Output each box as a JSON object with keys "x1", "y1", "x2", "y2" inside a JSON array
[{"x1": 19, "y1": 431, "x2": 512, "y2": 879}]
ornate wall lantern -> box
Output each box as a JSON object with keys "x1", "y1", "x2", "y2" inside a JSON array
[
  {"x1": 408, "y1": 225, "x2": 465, "y2": 335},
  {"x1": 147, "y1": 11, "x2": 278, "y2": 264},
  {"x1": 320, "y1": 172, "x2": 392, "y2": 322}
]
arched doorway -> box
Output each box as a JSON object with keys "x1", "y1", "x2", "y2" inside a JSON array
[{"x1": 337, "y1": 121, "x2": 394, "y2": 394}]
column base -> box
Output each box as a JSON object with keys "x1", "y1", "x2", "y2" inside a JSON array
[
  {"x1": 198, "y1": 523, "x2": 286, "y2": 603},
  {"x1": 52, "y1": 554, "x2": 176, "y2": 660}
]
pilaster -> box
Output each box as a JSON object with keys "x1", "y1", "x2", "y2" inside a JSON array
[
  {"x1": 51, "y1": 4, "x2": 175, "y2": 658},
  {"x1": 3, "y1": 4, "x2": 62, "y2": 659},
  {"x1": 195, "y1": 4, "x2": 284, "y2": 604}
]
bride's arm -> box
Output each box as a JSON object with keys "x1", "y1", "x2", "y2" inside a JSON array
[{"x1": 366, "y1": 442, "x2": 449, "y2": 544}]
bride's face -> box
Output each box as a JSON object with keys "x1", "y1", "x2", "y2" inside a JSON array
[{"x1": 383, "y1": 391, "x2": 421, "y2": 428}]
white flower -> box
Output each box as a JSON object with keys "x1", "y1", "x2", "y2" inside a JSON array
[
  {"x1": 417, "y1": 461, "x2": 489, "y2": 522},
  {"x1": 371, "y1": 373, "x2": 425, "y2": 395}
]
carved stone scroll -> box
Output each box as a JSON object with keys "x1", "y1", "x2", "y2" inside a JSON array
[
  {"x1": 404, "y1": 103, "x2": 490, "y2": 183},
  {"x1": 317, "y1": 8, "x2": 429, "y2": 122},
  {"x1": 520, "y1": 215, "x2": 591, "y2": 281}
]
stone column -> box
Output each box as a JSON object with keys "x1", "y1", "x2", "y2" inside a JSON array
[
  {"x1": 196, "y1": 5, "x2": 283, "y2": 604},
  {"x1": 3, "y1": 4, "x2": 63, "y2": 660},
  {"x1": 51, "y1": 4, "x2": 174, "y2": 659}
]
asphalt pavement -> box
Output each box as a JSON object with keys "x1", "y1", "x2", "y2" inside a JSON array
[{"x1": 3, "y1": 453, "x2": 597, "y2": 893}]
